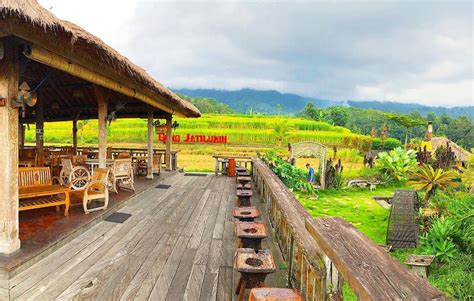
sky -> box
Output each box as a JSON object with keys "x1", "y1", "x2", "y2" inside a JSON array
[{"x1": 38, "y1": 0, "x2": 473, "y2": 108}]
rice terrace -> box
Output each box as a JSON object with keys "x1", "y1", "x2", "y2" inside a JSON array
[{"x1": 0, "y1": 1, "x2": 473, "y2": 301}]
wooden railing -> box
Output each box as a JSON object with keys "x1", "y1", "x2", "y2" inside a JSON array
[{"x1": 251, "y1": 158, "x2": 447, "y2": 301}]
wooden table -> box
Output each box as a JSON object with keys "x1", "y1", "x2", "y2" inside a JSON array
[
  {"x1": 84, "y1": 159, "x2": 113, "y2": 172},
  {"x1": 213, "y1": 156, "x2": 253, "y2": 175},
  {"x1": 19, "y1": 185, "x2": 70, "y2": 216}
]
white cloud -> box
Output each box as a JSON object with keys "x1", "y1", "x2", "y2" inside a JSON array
[{"x1": 38, "y1": 0, "x2": 473, "y2": 107}]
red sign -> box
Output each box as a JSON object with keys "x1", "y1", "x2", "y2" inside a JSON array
[{"x1": 158, "y1": 133, "x2": 228, "y2": 144}]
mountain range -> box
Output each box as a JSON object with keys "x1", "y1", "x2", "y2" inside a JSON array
[{"x1": 175, "y1": 88, "x2": 473, "y2": 118}]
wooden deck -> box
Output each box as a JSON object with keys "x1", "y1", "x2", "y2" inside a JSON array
[{"x1": 8, "y1": 173, "x2": 285, "y2": 300}]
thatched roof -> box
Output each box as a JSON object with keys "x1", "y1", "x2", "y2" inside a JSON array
[
  {"x1": 431, "y1": 137, "x2": 471, "y2": 162},
  {"x1": 0, "y1": 0, "x2": 200, "y2": 118}
]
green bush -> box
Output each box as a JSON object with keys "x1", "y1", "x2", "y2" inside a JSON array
[
  {"x1": 259, "y1": 151, "x2": 316, "y2": 196},
  {"x1": 372, "y1": 137, "x2": 402, "y2": 150},
  {"x1": 375, "y1": 147, "x2": 418, "y2": 181}
]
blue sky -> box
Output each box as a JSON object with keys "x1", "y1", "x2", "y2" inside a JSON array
[{"x1": 39, "y1": 0, "x2": 473, "y2": 107}]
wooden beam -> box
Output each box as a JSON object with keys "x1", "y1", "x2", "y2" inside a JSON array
[
  {"x1": 305, "y1": 217, "x2": 447, "y2": 300},
  {"x1": 165, "y1": 115, "x2": 172, "y2": 171},
  {"x1": 0, "y1": 37, "x2": 21, "y2": 254},
  {"x1": 146, "y1": 106, "x2": 154, "y2": 179},
  {"x1": 94, "y1": 85, "x2": 107, "y2": 169}
]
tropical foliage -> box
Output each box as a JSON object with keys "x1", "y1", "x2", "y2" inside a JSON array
[
  {"x1": 259, "y1": 150, "x2": 316, "y2": 196},
  {"x1": 375, "y1": 147, "x2": 418, "y2": 181},
  {"x1": 408, "y1": 164, "x2": 459, "y2": 202}
]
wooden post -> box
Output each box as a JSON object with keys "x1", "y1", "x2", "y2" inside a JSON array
[
  {"x1": 146, "y1": 107, "x2": 154, "y2": 179},
  {"x1": 165, "y1": 115, "x2": 172, "y2": 171},
  {"x1": 35, "y1": 94, "x2": 44, "y2": 164},
  {"x1": 72, "y1": 117, "x2": 78, "y2": 154},
  {"x1": 94, "y1": 85, "x2": 107, "y2": 169},
  {"x1": 0, "y1": 37, "x2": 21, "y2": 254},
  {"x1": 18, "y1": 121, "x2": 24, "y2": 148}
]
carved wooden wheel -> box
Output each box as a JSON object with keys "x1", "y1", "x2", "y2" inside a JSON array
[{"x1": 68, "y1": 167, "x2": 91, "y2": 190}]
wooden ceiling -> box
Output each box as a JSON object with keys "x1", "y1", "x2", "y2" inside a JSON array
[{"x1": 19, "y1": 58, "x2": 169, "y2": 123}]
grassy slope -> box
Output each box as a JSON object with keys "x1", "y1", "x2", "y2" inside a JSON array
[
  {"x1": 297, "y1": 184, "x2": 408, "y2": 300},
  {"x1": 297, "y1": 185, "x2": 406, "y2": 243}
]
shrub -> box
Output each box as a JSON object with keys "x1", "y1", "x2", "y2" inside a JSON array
[
  {"x1": 408, "y1": 164, "x2": 459, "y2": 202},
  {"x1": 420, "y1": 218, "x2": 458, "y2": 263},
  {"x1": 372, "y1": 137, "x2": 402, "y2": 150},
  {"x1": 259, "y1": 151, "x2": 317, "y2": 196},
  {"x1": 375, "y1": 147, "x2": 418, "y2": 181}
]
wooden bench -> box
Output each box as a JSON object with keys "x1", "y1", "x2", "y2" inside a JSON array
[{"x1": 19, "y1": 167, "x2": 70, "y2": 216}]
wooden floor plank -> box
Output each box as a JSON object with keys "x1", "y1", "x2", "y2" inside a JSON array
[
  {"x1": 165, "y1": 247, "x2": 197, "y2": 301},
  {"x1": 147, "y1": 236, "x2": 190, "y2": 301},
  {"x1": 217, "y1": 266, "x2": 233, "y2": 301},
  {"x1": 8, "y1": 174, "x2": 283, "y2": 301},
  {"x1": 183, "y1": 264, "x2": 206, "y2": 301}
]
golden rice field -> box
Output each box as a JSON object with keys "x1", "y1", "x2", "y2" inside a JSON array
[{"x1": 25, "y1": 114, "x2": 369, "y2": 171}]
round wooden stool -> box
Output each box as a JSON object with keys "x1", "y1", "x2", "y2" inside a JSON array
[{"x1": 249, "y1": 288, "x2": 302, "y2": 301}]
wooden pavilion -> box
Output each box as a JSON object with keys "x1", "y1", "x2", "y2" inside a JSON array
[{"x1": 0, "y1": 0, "x2": 200, "y2": 254}]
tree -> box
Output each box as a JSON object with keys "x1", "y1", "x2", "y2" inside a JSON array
[
  {"x1": 384, "y1": 113, "x2": 426, "y2": 147},
  {"x1": 326, "y1": 107, "x2": 348, "y2": 127},
  {"x1": 370, "y1": 126, "x2": 377, "y2": 138},
  {"x1": 380, "y1": 123, "x2": 388, "y2": 149},
  {"x1": 302, "y1": 101, "x2": 325, "y2": 121},
  {"x1": 276, "y1": 104, "x2": 282, "y2": 115},
  {"x1": 409, "y1": 164, "x2": 459, "y2": 202},
  {"x1": 273, "y1": 119, "x2": 292, "y2": 147}
]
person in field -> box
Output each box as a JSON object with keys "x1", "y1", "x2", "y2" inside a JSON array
[{"x1": 306, "y1": 163, "x2": 315, "y2": 185}]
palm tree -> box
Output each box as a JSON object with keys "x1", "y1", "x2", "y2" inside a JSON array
[
  {"x1": 273, "y1": 119, "x2": 291, "y2": 147},
  {"x1": 408, "y1": 164, "x2": 459, "y2": 202}
]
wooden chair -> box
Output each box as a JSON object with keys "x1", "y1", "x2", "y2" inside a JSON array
[
  {"x1": 49, "y1": 154, "x2": 62, "y2": 177},
  {"x1": 71, "y1": 168, "x2": 109, "y2": 214},
  {"x1": 35, "y1": 152, "x2": 45, "y2": 167},
  {"x1": 109, "y1": 158, "x2": 135, "y2": 193},
  {"x1": 59, "y1": 158, "x2": 91, "y2": 190},
  {"x1": 72, "y1": 155, "x2": 87, "y2": 166},
  {"x1": 117, "y1": 152, "x2": 131, "y2": 159},
  {"x1": 106, "y1": 147, "x2": 113, "y2": 159},
  {"x1": 153, "y1": 154, "x2": 162, "y2": 175}
]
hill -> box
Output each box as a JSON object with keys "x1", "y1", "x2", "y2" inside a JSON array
[
  {"x1": 174, "y1": 88, "x2": 473, "y2": 118},
  {"x1": 175, "y1": 88, "x2": 336, "y2": 114}
]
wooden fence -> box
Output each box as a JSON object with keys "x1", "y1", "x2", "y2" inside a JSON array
[{"x1": 251, "y1": 158, "x2": 447, "y2": 301}]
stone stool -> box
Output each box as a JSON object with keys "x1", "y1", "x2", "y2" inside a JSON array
[
  {"x1": 234, "y1": 248, "x2": 276, "y2": 301},
  {"x1": 236, "y1": 182, "x2": 252, "y2": 190},
  {"x1": 233, "y1": 206, "x2": 259, "y2": 222},
  {"x1": 235, "y1": 221, "x2": 267, "y2": 250},
  {"x1": 236, "y1": 189, "x2": 253, "y2": 206},
  {"x1": 404, "y1": 255, "x2": 435, "y2": 278},
  {"x1": 237, "y1": 171, "x2": 251, "y2": 177},
  {"x1": 236, "y1": 167, "x2": 248, "y2": 174},
  {"x1": 237, "y1": 176, "x2": 252, "y2": 186},
  {"x1": 249, "y1": 288, "x2": 302, "y2": 301}
]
